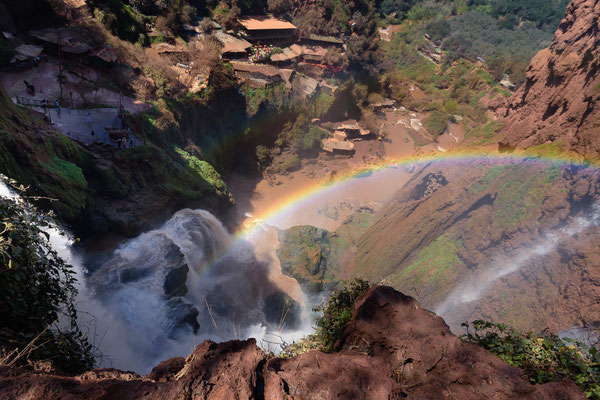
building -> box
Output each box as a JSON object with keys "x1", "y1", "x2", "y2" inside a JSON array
[
  {"x1": 289, "y1": 44, "x2": 328, "y2": 63},
  {"x1": 322, "y1": 138, "x2": 354, "y2": 155},
  {"x1": 302, "y1": 34, "x2": 344, "y2": 48},
  {"x1": 230, "y1": 61, "x2": 283, "y2": 88},
  {"x1": 29, "y1": 28, "x2": 92, "y2": 55},
  {"x1": 90, "y1": 46, "x2": 117, "y2": 65},
  {"x1": 270, "y1": 47, "x2": 300, "y2": 64},
  {"x1": 10, "y1": 44, "x2": 44, "y2": 67},
  {"x1": 238, "y1": 16, "x2": 296, "y2": 42},
  {"x1": 213, "y1": 30, "x2": 252, "y2": 59}
]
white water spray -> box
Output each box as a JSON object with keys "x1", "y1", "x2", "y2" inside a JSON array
[
  {"x1": 80, "y1": 209, "x2": 311, "y2": 373},
  {"x1": 435, "y1": 203, "x2": 600, "y2": 317}
]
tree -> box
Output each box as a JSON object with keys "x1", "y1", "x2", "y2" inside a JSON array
[
  {"x1": 129, "y1": 0, "x2": 155, "y2": 13},
  {"x1": 267, "y1": 0, "x2": 292, "y2": 15}
]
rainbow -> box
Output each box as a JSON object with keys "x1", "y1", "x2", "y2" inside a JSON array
[{"x1": 235, "y1": 149, "x2": 595, "y2": 238}]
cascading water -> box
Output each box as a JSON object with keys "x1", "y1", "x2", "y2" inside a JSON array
[
  {"x1": 435, "y1": 202, "x2": 600, "y2": 319},
  {"x1": 81, "y1": 209, "x2": 311, "y2": 373},
  {"x1": 0, "y1": 180, "x2": 311, "y2": 373}
]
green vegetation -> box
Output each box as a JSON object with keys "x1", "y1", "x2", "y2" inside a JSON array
[
  {"x1": 281, "y1": 279, "x2": 371, "y2": 356},
  {"x1": 0, "y1": 187, "x2": 94, "y2": 373},
  {"x1": 277, "y1": 225, "x2": 343, "y2": 293},
  {"x1": 461, "y1": 320, "x2": 600, "y2": 399},
  {"x1": 92, "y1": 0, "x2": 148, "y2": 44},
  {"x1": 425, "y1": 110, "x2": 450, "y2": 139},
  {"x1": 174, "y1": 147, "x2": 228, "y2": 196},
  {"x1": 470, "y1": 164, "x2": 557, "y2": 228},
  {"x1": 391, "y1": 235, "x2": 463, "y2": 293},
  {"x1": 426, "y1": 10, "x2": 555, "y2": 85},
  {"x1": 41, "y1": 156, "x2": 87, "y2": 188},
  {"x1": 523, "y1": 142, "x2": 568, "y2": 158},
  {"x1": 491, "y1": 166, "x2": 547, "y2": 228},
  {"x1": 465, "y1": 121, "x2": 504, "y2": 145},
  {"x1": 470, "y1": 165, "x2": 507, "y2": 193}
]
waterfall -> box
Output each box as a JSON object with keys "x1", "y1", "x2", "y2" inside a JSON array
[
  {"x1": 434, "y1": 203, "x2": 600, "y2": 318},
  {"x1": 81, "y1": 209, "x2": 310, "y2": 373},
  {"x1": 0, "y1": 181, "x2": 310, "y2": 373}
]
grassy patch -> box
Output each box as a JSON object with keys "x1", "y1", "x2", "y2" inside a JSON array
[
  {"x1": 466, "y1": 121, "x2": 503, "y2": 140},
  {"x1": 392, "y1": 235, "x2": 463, "y2": 290},
  {"x1": 174, "y1": 147, "x2": 228, "y2": 194},
  {"x1": 281, "y1": 279, "x2": 370, "y2": 356},
  {"x1": 41, "y1": 156, "x2": 87, "y2": 188},
  {"x1": 522, "y1": 142, "x2": 567, "y2": 158},
  {"x1": 470, "y1": 165, "x2": 507, "y2": 193}
]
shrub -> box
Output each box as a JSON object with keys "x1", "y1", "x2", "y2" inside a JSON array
[
  {"x1": 425, "y1": 110, "x2": 449, "y2": 139},
  {"x1": 461, "y1": 320, "x2": 600, "y2": 398},
  {"x1": 313, "y1": 279, "x2": 371, "y2": 352},
  {"x1": 0, "y1": 185, "x2": 94, "y2": 373},
  {"x1": 256, "y1": 145, "x2": 272, "y2": 168},
  {"x1": 281, "y1": 279, "x2": 371, "y2": 357},
  {"x1": 301, "y1": 126, "x2": 326, "y2": 151}
]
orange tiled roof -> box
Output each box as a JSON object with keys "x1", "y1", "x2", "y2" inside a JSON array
[{"x1": 238, "y1": 16, "x2": 296, "y2": 31}]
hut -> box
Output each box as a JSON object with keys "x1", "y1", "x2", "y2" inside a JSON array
[
  {"x1": 213, "y1": 30, "x2": 252, "y2": 59},
  {"x1": 322, "y1": 138, "x2": 354, "y2": 155},
  {"x1": 237, "y1": 16, "x2": 296, "y2": 42},
  {"x1": 90, "y1": 46, "x2": 117, "y2": 66},
  {"x1": 29, "y1": 28, "x2": 92, "y2": 57},
  {"x1": 10, "y1": 44, "x2": 44, "y2": 67},
  {"x1": 230, "y1": 61, "x2": 283, "y2": 87}
]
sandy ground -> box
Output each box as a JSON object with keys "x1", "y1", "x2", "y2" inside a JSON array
[{"x1": 229, "y1": 109, "x2": 467, "y2": 232}]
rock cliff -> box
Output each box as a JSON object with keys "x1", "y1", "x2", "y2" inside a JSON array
[
  {"x1": 0, "y1": 286, "x2": 584, "y2": 399},
  {"x1": 354, "y1": 159, "x2": 600, "y2": 333},
  {"x1": 497, "y1": 0, "x2": 600, "y2": 159}
]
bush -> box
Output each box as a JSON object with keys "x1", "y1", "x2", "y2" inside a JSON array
[
  {"x1": 425, "y1": 110, "x2": 449, "y2": 139},
  {"x1": 0, "y1": 186, "x2": 94, "y2": 373},
  {"x1": 281, "y1": 279, "x2": 371, "y2": 357},
  {"x1": 461, "y1": 320, "x2": 600, "y2": 398},
  {"x1": 301, "y1": 126, "x2": 325, "y2": 151},
  {"x1": 256, "y1": 145, "x2": 272, "y2": 168}
]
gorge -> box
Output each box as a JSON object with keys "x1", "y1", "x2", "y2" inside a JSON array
[{"x1": 0, "y1": 0, "x2": 599, "y2": 397}]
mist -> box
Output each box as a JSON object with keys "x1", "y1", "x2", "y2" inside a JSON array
[{"x1": 435, "y1": 203, "x2": 600, "y2": 320}]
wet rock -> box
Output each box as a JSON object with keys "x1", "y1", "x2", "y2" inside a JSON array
[
  {"x1": 166, "y1": 297, "x2": 200, "y2": 334},
  {"x1": 163, "y1": 264, "x2": 189, "y2": 298},
  {"x1": 263, "y1": 291, "x2": 303, "y2": 330}
]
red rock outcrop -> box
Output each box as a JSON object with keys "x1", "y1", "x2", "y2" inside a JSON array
[
  {"x1": 0, "y1": 286, "x2": 584, "y2": 399},
  {"x1": 498, "y1": 0, "x2": 600, "y2": 159}
]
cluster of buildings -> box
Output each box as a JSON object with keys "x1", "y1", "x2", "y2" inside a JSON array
[
  {"x1": 6, "y1": 27, "x2": 117, "y2": 68},
  {"x1": 180, "y1": 15, "x2": 345, "y2": 92},
  {"x1": 320, "y1": 120, "x2": 374, "y2": 156}
]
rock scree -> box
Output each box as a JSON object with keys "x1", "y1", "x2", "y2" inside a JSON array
[{"x1": 0, "y1": 286, "x2": 584, "y2": 399}]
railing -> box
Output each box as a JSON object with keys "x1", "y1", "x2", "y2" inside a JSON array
[
  {"x1": 15, "y1": 96, "x2": 151, "y2": 111},
  {"x1": 15, "y1": 96, "x2": 122, "y2": 109}
]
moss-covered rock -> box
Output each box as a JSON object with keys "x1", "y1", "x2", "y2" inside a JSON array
[{"x1": 0, "y1": 87, "x2": 234, "y2": 237}]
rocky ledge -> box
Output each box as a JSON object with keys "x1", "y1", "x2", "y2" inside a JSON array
[{"x1": 0, "y1": 286, "x2": 584, "y2": 399}]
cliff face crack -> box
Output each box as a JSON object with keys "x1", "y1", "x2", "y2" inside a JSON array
[{"x1": 254, "y1": 359, "x2": 266, "y2": 400}]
